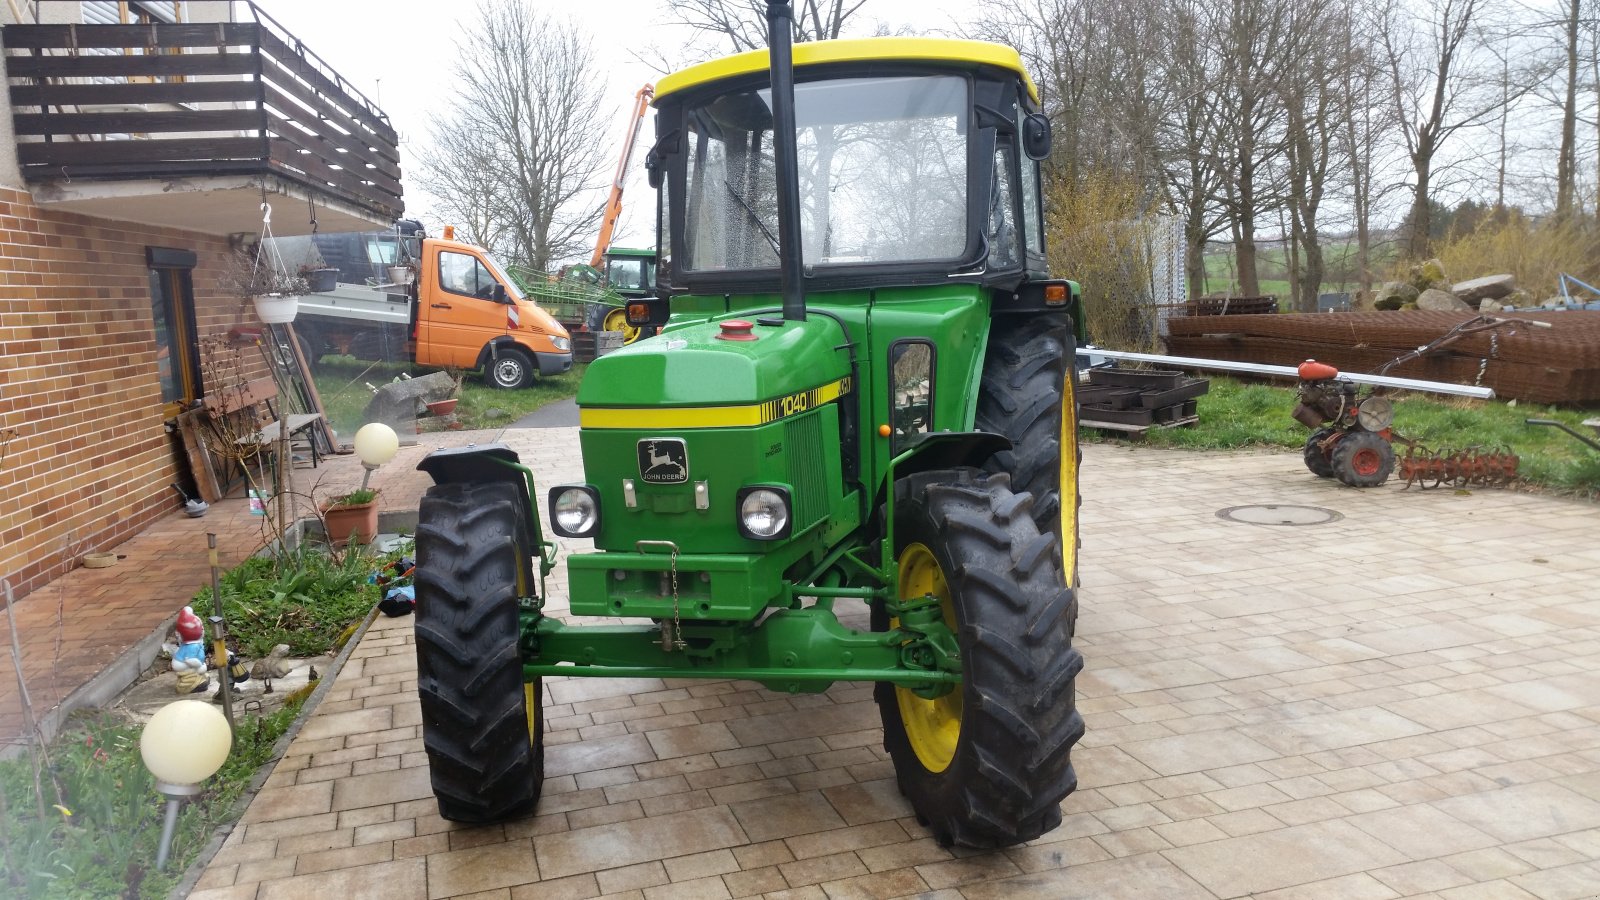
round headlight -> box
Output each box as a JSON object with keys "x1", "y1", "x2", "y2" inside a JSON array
[
  {"x1": 739, "y1": 488, "x2": 789, "y2": 539},
  {"x1": 552, "y1": 487, "x2": 599, "y2": 537},
  {"x1": 550, "y1": 335, "x2": 571, "y2": 352}
]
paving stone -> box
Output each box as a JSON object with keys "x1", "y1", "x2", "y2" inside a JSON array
[
  {"x1": 1162, "y1": 819, "x2": 1408, "y2": 896},
  {"x1": 427, "y1": 840, "x2": 541, "y2": 898},
  {"x1": 256, "y1": 858, "x2": 427, "y2": 900},
  {"x1": 241, "y1": 782, "x2": 335, "y2": 824},
  {"x1": 729, "y1": 791, "x2": 845, "y2": 843},
  {"x1": 330, "y1": 764, "x2": 434, "y2": 812},
  {"x1": 1435, "y1": 783, "x2": 1600, "y2": 843},
  {"x1": 959, "y1": 851, "x2": 1213, "y2": 899},
  {"x1": 546, "y1": 732, "x2": 658, "y2": 779},
  {"x1": 536, "y1": 808, "x2": 747, "y2": 880}
]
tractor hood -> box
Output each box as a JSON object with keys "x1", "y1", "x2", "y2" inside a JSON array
[{"x1": 577, "y1": 317, "x2": 851, "y2": 412}]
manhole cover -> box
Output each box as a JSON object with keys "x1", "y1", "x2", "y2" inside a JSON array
[{"x1": 1217, "y1": 504, "x2": 1343, "y2": 526}]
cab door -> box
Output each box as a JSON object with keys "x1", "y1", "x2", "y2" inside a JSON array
[{"x1": 418, "y1": 248, "x2": 514, "y2": 367}]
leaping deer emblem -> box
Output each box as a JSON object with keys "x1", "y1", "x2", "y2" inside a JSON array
[{"x1": 640, "y1": 440, "x2": 687, "y2": 482}]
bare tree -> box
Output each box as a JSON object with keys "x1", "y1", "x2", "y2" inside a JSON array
[
  {"x1": 419, "y1": 1, "x2": 608, "y2": 272},
  {"x1": 1280, "y1": 4, "x2": 1341, "y2": 310},
  {"x1": 1156, "y1": 0, "x2": 1231, "y2": 297},
  {"x1": 1381, "y1": 0, "x2": 1507, "y2": 259},
  {"x1": 1336, "y1": 1, "x2": 1395, "y2": 297},
  {"x1": 418, "y1": 128, "x2": 510, "y2": 252},
  {"x1": 1556, "y1": 0, "x2": 1581, "y2": 218},
  {"x1": 665, "y1": 0, "x2": 870, "y2": 54}
]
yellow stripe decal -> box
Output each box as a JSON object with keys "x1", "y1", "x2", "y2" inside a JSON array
[{"x1": 581, "y1": 376, "x2": 854, "y2": 430}]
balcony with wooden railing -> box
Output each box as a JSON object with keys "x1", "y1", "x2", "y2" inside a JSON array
[{"x1": 1, "y1": 3, "x2": 402, "y2": 234}]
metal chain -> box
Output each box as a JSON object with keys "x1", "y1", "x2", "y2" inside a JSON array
[{"x1": 668, "y1": 549, "x2": 685, "y2": 650}]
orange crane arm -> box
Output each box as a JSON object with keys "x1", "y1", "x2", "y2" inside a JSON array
[{"x1": 590, "y1": 83, "x2": 655, "y2": 269}]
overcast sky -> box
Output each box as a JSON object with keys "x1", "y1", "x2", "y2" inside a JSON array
[{"x1": 253, "y1": 0, "x2": 972, "y2": 251}]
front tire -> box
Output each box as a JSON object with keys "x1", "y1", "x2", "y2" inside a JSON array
[
  {"x1": 1332, "y1": 431, "x2": 1394, "y2": 487},
  {"x1": 414, "y1": 481, "x2": 543, "y2": 823},
  {"x1": 1303, "y1": 427, "x2": 1336, "y2": 478},
  {"x1": 874, "y1": 469, "x2": 1083, "y2": 848},
  {"x1": 486, "y1": 348, "x2": 534, "y2": 389}
]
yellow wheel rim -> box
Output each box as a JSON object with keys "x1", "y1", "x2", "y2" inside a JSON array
[
  {"x1": 524, "y1": 682, "x2": 539, "y2": 744},
  {"x1": 603, "y1": 307, "x2": 641, "y2": 344},
  {"x1": 894, "y1": 542, "x2": 962, "y2": 773},
  {"x1": 1060, "y1": 371, "x2": 1079, "y2": 584}
]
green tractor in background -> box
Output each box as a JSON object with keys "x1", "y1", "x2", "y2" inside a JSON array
[
  {"x1": 509, "y1": 249, "x2": 658, "y2": 346},
  {"x1": 412, "y1": 0, "x2": 1085, "y2": 848}
]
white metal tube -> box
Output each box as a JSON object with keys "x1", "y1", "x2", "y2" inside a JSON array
[{"x1": 1077, "y1": 348, "x2": 1496, "y2": 399}]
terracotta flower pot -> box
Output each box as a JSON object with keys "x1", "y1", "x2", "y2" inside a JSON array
[
  {"x1": 425, "y1": 399, "x2": 459, "y2": 416},
  {"x1": 322, "y1": 493, "x2": 379, "y2": 547}
]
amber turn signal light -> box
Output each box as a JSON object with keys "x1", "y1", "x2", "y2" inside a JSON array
[
  {"x1": 625, "y1": 302, "x2": 651, "y2": 326},
  {"x1": 1043, "y1": 283, "x2": 1068, "y2": 305}
]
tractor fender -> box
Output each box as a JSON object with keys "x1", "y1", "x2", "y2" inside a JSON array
[
  {"x1": 894, "y1": 431, "x2": 1013, "y2": 482},
  {"x1": 417, "y1": 443, "x2": 541, "y2": 539}
]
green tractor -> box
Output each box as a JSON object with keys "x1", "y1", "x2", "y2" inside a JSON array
[{"x1": 412, "y1": 0, "x2": 1085, "y2": 848}]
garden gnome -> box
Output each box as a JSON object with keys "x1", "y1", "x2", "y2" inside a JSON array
[{"x1": 171, "y1": 606, "x2": 210, "y2": 695}]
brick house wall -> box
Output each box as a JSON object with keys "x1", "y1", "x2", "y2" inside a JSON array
[{"x1": 0, "y1": 184, "x2": 268, "y2": 603}]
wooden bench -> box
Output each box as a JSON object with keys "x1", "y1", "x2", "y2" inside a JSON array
[{"x1": 204, "y1": 377, "x2": 324, "y2": 469}]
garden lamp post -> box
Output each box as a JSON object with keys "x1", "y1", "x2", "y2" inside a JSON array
[
  {"x1": 140, "y1": 700, "x2": 232, "y2": 870},
  {"x1": 353, "y1": 422, "x2": 400, "y2": 491}
]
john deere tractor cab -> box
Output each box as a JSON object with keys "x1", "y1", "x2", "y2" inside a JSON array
[
  {"x1": 412, "y1": 0, "x2": 1084, "y2": 848},
  {"x1": 601, "y1": 247, "x2": 656, "y2": 299}
]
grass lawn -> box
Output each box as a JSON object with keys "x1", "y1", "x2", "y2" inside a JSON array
[
  {"x1": 1096, "y1": 375, "x2": 1600, "y2": 498},
  {"x1": 312, "y1": 357, "x2": 587, "y2": 439}
]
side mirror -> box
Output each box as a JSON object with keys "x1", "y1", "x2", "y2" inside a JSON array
[
  {"x1": 625, "y1": 296, "x2": 671, "y2": 328},
  {"x1": 492, "y1": 283, "x2": 508, "y2": 302},
  {"x1": 1022, "y1": 113, "x2": 1052, "y2": 161},
  {"x1": 645, "y1": 151, "x2": 663, "y2": 189}
]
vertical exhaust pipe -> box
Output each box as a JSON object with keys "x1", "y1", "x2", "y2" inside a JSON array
[{"x1": 765, "y1": 0, "x2": 806, "y2": 322}]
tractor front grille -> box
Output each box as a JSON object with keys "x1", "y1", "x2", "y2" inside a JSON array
[{"x1": 785, "y1": 412, "x2": 825, "y2": 527}]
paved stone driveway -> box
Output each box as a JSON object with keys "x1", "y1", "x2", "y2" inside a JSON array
[{"x1": 191, "y1": 430, "x2": 1600, "y2": 900}]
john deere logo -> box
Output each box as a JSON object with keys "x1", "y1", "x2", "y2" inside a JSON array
[{"x1": 638, "y1": 439, "x2": 688, "y2": 484}]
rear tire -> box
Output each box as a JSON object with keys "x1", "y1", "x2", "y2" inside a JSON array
[
  {"x1": 1303, "y1": 428, "x2": 1336, "y2": 478},
  {"x1": 293, "y1": 326, "x2": 321, "y2": 373},
  {"x1": 486, "y1": 348, "x2": 535, "y2": 389},
  {"x1": 1332, "y1": 431, "x2": 1394, "y2": 487},
  {"x1": 414, "y1": 481, "x2": 542, "y2": 823},
  {"x1": 874, "y1": 469, "x2": 1083, "y2": 848},
  {"x1": 975, "y1": 316, "x2": 1079, "y2": 590}
]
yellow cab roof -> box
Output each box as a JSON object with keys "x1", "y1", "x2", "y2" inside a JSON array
[{"x1": 654, "y1": 37, "x2": 1039, "y2": 104}]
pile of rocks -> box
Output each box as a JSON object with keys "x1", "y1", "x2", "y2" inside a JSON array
[{"x1": 1370, "y1": 260, "x2": 1523, "y2": 312}]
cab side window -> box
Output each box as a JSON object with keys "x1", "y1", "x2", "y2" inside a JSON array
[
  {"x1": 440, "y1": 251, "x2": 498, "y2": 299},
  {"x1": 987, "y1": 143, "x2": 1019, "y2": 269}
]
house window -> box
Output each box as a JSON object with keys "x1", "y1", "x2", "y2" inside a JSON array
[{"x1": 147, "y1": 247, "x2": 201, "y2": 417}]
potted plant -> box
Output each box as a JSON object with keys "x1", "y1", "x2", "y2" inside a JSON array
[
  {"x1": 321, "y1": 487, "x2": 379, "y2": 547},
  {"x1": 221, "y1": 248, "x2": 310, "y2": 324},
  {"x1": 300, "y1": 264, "x2": 339, "y2": 293}
]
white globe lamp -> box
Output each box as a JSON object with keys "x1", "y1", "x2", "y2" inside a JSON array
[
  {"x1": 140, "y1": 700, "x2": 233, "y2": 869},
  {"x1": 353, "y1": 422, "x2": 400, "y2": 490}
]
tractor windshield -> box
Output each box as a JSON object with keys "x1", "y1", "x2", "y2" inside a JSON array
[{"x1": 681, "y1": 74, "x2": 969, "y2": 273}]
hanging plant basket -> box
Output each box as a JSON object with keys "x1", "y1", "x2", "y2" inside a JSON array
[
  {"x1": 305, "y1": 267, "x2": 339, "y2": 293},
  {"x1": 252, "y1": 292, "x2": 300, "y2": 324}
]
